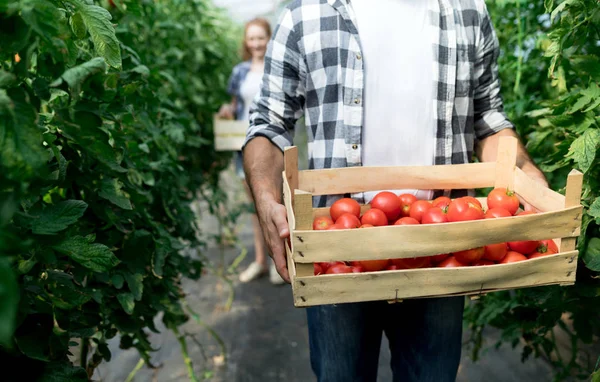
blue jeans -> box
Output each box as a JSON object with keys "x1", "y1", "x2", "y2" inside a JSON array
[{"x1": 306, "y1": 297, "x2": 464, "y2": 382}]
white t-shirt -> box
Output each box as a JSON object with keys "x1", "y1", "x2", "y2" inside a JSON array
[
  {"x1": 351, "y1": 0, "x2": 437, "y2": 203},
  {"x1": 240, "y1": 70, "x2": 264, "y2": 121}
]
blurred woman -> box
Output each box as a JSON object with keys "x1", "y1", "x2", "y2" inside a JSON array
[{"x1": 218, "y1": 18, "x2": 283, "y2": 284}]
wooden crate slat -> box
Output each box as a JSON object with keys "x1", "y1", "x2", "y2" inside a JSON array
[
  {"x1": 297, "y1": 162, "x2": 497, "y2": 196},
  {"x1": 514, "y1": 167, "x2": 566, "y2": 212},
  {"x1": 292, "y1": 206, "x2": 582, "y2": 263},
  {"x1": 561, "y1": 169, "x2": 584, "y2": 252},
  {"x1": 291, "y1": 251, "x2": 578, "y2": 307}
]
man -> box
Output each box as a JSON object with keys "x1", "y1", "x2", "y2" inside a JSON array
[{"x1": 242, "y1": 0, "x2": 547, "y2": 381}]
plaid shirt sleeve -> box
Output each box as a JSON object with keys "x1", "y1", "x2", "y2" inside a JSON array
[
  {"x1": 473, "y1": 3, "x2": 514, "y2": 140},
  {"x1": 244, "y1": 8, "x2": 306, "y2": 152}
]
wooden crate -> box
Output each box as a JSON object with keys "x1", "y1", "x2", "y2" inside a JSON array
[
  {"x1": 283, "y1": 137, "x2": 584, "y2": 307},
  {"x1": 213, "y1": 115, "x2": 247, "y2": 151}
]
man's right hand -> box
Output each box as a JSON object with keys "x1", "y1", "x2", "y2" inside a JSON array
[{"x1": 256, "y1": 196, "x2": 291, "y2": 283}]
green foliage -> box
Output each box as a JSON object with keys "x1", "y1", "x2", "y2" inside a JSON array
[
  {"x1": 465, "y1": 0, "x2": 600, "y2": 380},
  {"x1": 0, "y1": 0, "x2": 239, "y2": 379}
]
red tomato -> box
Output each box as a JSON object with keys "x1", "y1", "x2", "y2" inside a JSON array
[
  {"x1": 327, "y1": 224, "x2": 344, "y2": 230},
  {"x1": 508, "y1": 240, "x2": 538, "y2": 255},
  {"x1": 461, "y1": 196, "x2": 483, "y2": 209},
  {"x1": 529, "y1": 252, "x2": 552, "y2": 259},
  {"x1": 318, "y1": 262, "x2": 344, "y2": 272},
  {"x1": 447, "y1": 198, "x2": 484, "y2": 222},
  {"x1": 393, "y1": 217, "x2": 420, "y2": 225},
  {"x1": 473, "y1": 259, "x2": 495, "y2": 266},
  {"x1": 484, "y1": 208, "x2": 512, "y2": 219},
  {"x1": 386, "y1": 264, "x2": 401, "y2": 271},
  {"x1": 314, "y1": 263, "x2": 324, "y2": 275},
  {"x1": 487, "y1": 188, "x2": 520, "y2": 215},
  {"x1": 313, "y1": 216, "x2": 334, "y2": 230},
  {"x1": 351, "y1": 259, "x2": 389, "y2": 272},
  {"x1": 352, "y1": 265, "x2": 364, "y2": 273},
  {"x1": 391, "y1": 257, "x2": 430, "y2": 269},
  {"x1": 336, "y1": 213, "x2": 361, "y2": 229},
  {"x1": 438, "y1": 256, "x2": 467, "y2": 268},
  {"x1": 538, "y1": 239, "x2": 559, "y2": 254},
  {"x1": 500, "y1": 251, "x2": 527, "y2": 264},
  {"x1": 483, "y1": 243, "x2": 508, "y2": 262},
  {"x1": 516, "y1": 210, "x2": 536, "y2": 217},
  {"x1": 330, "y1": 198, "x2": 361, "y2": 221},
  {"x1": 371, "y1": 192, "x2": 403, "y2": 222},
  {"x1": 360, "y1": 208, "x2": 388, "y2": 227},
  {"x1": 326, "y1": 264, "x2": 357, "y2": 274},
  {"x1": 430, "y1": 253, "x2": 450, "y2": 264},
  {"x1": 421, "y1": 207, "x2": 448, "y2": 224},
  {"x1": 432, "y1": 196, "x2": 451, "y2": 209},
  {"x1": 409, "y1": 200, "x2": 432, "y2": 222},
  {"x1": 359, "y1": 224, "x2": 374, "y2": 228},
  {"x1": 454, "y1": 247, "x2": 484, "y2": 264},
  {"x1": 398, "y1": 193, "x2": 417, "y2": 217}
]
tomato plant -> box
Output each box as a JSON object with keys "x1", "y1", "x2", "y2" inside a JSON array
[{"x1": 0, "y1": 0, "x2": 241, "y2": 379}]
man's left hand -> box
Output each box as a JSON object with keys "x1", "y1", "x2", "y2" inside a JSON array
[{"x1": 520, "y1": 163, "x2": 549, "y2": 212}]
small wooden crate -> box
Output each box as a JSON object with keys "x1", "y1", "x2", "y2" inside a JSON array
[
  {"x1": 283, "y1": 137, "x2": 584, "y2": 307},
  {"x1": 213, "y1": 115, "x2": 247, "y2": 151}
]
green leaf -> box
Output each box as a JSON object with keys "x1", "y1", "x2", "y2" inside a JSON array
[
  {"x1": 0, "y1": 258, "x2": 19, "y2": 347},
  {"x1": 592, "y1": 368, "x2": 600, "y2": 382},
  {"x1": 0, "y1": 70, "x2": 16, "y2": 88},
  {"x1": 124, "y1": 272, "x2": 144, "y2": 301},
  {"x1": 584, "y1": 237, "x2": 600, "y2": 272},
  {"x1": 77, "y1": 3, "x2": 122, "y2": 68},
  {"x1": 30, "y1": 200, "x2": 88, "y2": 235},
  {"x1": 570, "y1": 94, "x2": 591, "y2": 114},
  {"x1": 567, "y1": 128, "x2": 600, "y2": 173},
  {"x1": 52, "y1": 235, "x2": 119, "y2": 272},
  {"x1": 90, "y1": 141, "x2": 128, "y2": 173},
  {"x1": 70, "y1": 12, "x2": 87, "y2": 40},
  {"x1": 20, "y1": 0, "x2": 64, "y2": 40},
  {"x1": 51, "y1": 57, "x2": 107, "y2": 90},
  {"x1": 38, "y1": 362, "x2": 88, "y2": 382},
  {"x1": 589, "y1": 197, "x2": 600, "y2": 223},
  {"x1": 117, "y1": 293, "x2": 135, "y2": 315},
  {"x1": 99, "y1": 178, "x2": 132, "y2": 210},
  {"x1": 550, "y1": 0, "x2": 576, "y2": 21}
]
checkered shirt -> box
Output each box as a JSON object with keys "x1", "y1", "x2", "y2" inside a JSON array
[{"x1": 245, "y1": 0, "x2": 514, "y2": 207}]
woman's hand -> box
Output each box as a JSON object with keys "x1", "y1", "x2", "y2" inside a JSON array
[{"x1": 217, "y1": 104, "x2": 235, "y2": 120}]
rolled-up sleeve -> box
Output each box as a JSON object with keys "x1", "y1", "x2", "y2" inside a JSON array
[
  {"x1": 473, "y1": 3, "x2": 514, "y2": 140},
  {"x1": 243, "y1": 8, "x2": 306, "y2": 152}
]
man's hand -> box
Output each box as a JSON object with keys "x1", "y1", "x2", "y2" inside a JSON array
[
  {"x1": 255, "y1": 196, "x2": 291, "y2": 282},
  {"x1": 243, "y1": 137, "x2": 290, "y2": 282},
  {"x1": 217, "y1": 104, "x2": 235, "y2": 120},
  {"x1": 520, "y1": 162, "x2": 549, "y2": 212},
  {"x1": 476, "y1": 128, "x2": 549, "y2": 211}
]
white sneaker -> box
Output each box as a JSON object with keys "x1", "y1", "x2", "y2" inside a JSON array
[
  {"x1": 239, "y1": 262, "x2": 267, "y2": 283},
  {"x1": 269, "y1": 262, "x2": 285, "y2": 285}
]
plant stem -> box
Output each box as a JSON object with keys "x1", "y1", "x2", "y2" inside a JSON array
[
  {"x1": 124, "y1": 358, "x2": 145, "y2": 382},
  {"x1": 80, "y1": 337, "x2": 89, "y2": 369},
  {"x1": 174, "y1": 327, "x2": 199, "y2": 382},
  {"x1": 514, "y1": 0, "x2": 524, "y2": 95}
]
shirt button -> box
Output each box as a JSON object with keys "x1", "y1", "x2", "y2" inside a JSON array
[
  {"x1": 352, "y1": 144, "x2": 358, "y2": 150},
  {"x1": 354, "y1": 98, "x2": 361, "y2": 104},
  {"x1": 356, "y1": 53, "x2": 362, "y2": 60}
]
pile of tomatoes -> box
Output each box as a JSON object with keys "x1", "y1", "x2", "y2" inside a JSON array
[{"x1": 311, "y1": 188, "x2": 560, "y2": 275}]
